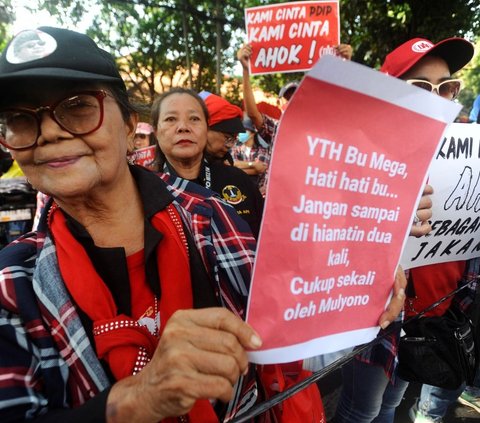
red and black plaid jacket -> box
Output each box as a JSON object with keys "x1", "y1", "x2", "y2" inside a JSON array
[{"x1": 0, "y1": 167, "x2": 258, "y2": 422}]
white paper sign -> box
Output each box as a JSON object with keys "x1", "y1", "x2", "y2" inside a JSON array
[{"x1": 401, "y1": 123, "x2": 480, "y2": 269}]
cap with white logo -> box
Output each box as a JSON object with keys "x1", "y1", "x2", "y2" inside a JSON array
[
  {"x1": 410, "y1": 40, "x2": 434, "y2": 53},
  {"x1": 380, "y1": 37, "x2": 474, "y2": 78},
  {"x1": 5, "y1": 29, "x2": 57, "y2": 64},
  {"x1": 0, "y1": 27, "x2": 124, "y2": 89}
]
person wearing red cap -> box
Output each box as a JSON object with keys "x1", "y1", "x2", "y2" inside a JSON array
[
  {"x1": 334, "y1": 37, "x2": 476, "y2": 423},
  {"x1": 380, "y1": 37, "x2": 473, "y2": 79},
  {"x1": 384, "y1": 37, "x2": 479, "y2": 423},
  {"x1": 152, "y1": 88, "x2": 264, "y2": 239}
]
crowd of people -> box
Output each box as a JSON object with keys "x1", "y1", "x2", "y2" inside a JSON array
[{"x1": 0, "y1": 24, "x2": 478, "y2": 423}]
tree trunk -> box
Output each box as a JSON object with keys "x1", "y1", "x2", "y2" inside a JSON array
[
  {"x1": 182, "y1": 1, "x2": 193, "y2": 88},
  {"x1": 215, "y1": 0, "x2": 222, "y2": 94}
]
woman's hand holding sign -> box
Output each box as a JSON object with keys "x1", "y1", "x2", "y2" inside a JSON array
[
  {"x1": 107, "y1": 308, "x2": 262, "y2": 422},
  {"x1": 336, "y1": 44, "x2": 353, "y2": 60},
  {"x1": 410, "y1": 184, "x2": 434, "y2": 238},
  {"x1": 237, "y1": 43, "x2": 252, "y2": 71},
  {"x1": 379, "y1": 265, "x2": 407, "y2": 329},
  {"x1": 377, "y1": 184, "x2": 432, "y2": 328}
]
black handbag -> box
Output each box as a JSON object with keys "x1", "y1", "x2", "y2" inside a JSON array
[{"x1": 397, "y1": 279, "x2": 478, "y2": 390}]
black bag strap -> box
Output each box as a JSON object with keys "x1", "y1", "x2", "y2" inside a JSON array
[
  {"x1": 406, "y1": 276, "x2": 476, "y2": 322},
  {"x1": 230, "y1": 276, "x2": 478, "y2": 423},
  {"x1": 469, "y1": 276, "x2": 480, "y2": 338},
  {"x1": 405, "y1": 266, "x2": 479, "y2": 319}
]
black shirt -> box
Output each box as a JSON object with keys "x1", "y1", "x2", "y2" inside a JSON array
[
  {"x1": 208, "y1": 162, "x2": 264, "y2": 239},
  {"x1": 165, "y1": 160, "x2": 264, "y2": 239}
]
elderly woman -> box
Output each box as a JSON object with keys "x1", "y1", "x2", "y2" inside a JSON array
[
  {"x1": 0, "y1": 27, "x2": 262, "y2": 422},
  {"x1": 152, "y1": 88, "x2": 264, "y2": 239}
]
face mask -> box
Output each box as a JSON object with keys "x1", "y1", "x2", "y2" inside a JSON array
[{"x1": 238, "y1": 132, "x2": 250, "y2": 143}]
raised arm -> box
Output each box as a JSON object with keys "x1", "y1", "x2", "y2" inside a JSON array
[
  {"x1": 336, "y1": 43, "x2": 353, "y2": 60},
  {"x1": 237, "y1": 44, "x2": 264, "y2": 130}
]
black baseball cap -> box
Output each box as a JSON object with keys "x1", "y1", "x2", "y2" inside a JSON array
[{"x1": 0, "y1": 27, "x2": 124, "y2": 89}]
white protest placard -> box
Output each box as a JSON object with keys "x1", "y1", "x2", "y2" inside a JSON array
[
  {"x1": 246, "y1": 55, "x2": 461, "y2": 364},
  {"x1": 401, "y1": 123, "x2": 480, "y2": 269}
]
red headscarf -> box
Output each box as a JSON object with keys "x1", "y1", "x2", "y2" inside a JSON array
[{"x1": 199, "y1": 91, "x2": 244, "y2": 133}]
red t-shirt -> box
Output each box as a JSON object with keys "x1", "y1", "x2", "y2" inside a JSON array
[{"x1": 406, "y1": 261, "x2": 466, "y2": 317}]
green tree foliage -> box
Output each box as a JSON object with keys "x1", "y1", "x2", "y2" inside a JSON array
[
  {"x1": 26, "y1": 0, "x2": 480, "y2": 106},
  {"x1": 457, "y1": 40, "x2": 480, "y2": 119},
  {"x1": 0, "y1": 0, "x2": 14, "y2": 51},
  {"x1": 342, "y1": 0, "x2": 480, "y2": 69},
  {"x1": 86, "y1": 2, "x2": 185, "y2": 109},
  {"x1": 246, "y1": 0, "x2": 480, "y2": 98},
  {"x1": 39, "y1": 0, "x2": 246, "y2": 106}
]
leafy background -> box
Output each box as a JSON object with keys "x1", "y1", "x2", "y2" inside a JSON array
[{"x1": 1, "y1": 0, "x2": 479, "y2": 118}]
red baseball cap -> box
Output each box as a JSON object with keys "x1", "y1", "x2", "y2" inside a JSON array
[{"x1": 380, "y1": 37, "x2": 474, "y2": 77}]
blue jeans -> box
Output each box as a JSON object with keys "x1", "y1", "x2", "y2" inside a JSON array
[
  {"x1": 416, "y1": 383, "x2": 466, "y2": 420},
  {"x1": 464, "y1": 364, "x2": 480, "y2": 397},
  {"x1": 334, "y1": 359, "x2": 409, "y2": 423},
  {"x1": 415, "y1": 362, "x2": 480, "y2": 419}
]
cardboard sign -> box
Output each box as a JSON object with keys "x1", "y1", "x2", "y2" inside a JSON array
[
  {"x1": 129, "y1": 145, "x2": 156, "y2": 169},
  {"x1": 246, "y1": 56, "x2": 461, "y2": 364},
  {"x1": 401, "y1": 123, "x2": 480, "y2": 269},
  {"x1": 245, "y1": 1, "x2": 339, "y2": 75}
]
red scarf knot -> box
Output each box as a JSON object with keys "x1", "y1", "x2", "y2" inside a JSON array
[{"x1": 93, "y1": 315, "x2": 159, "y2": 379}]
